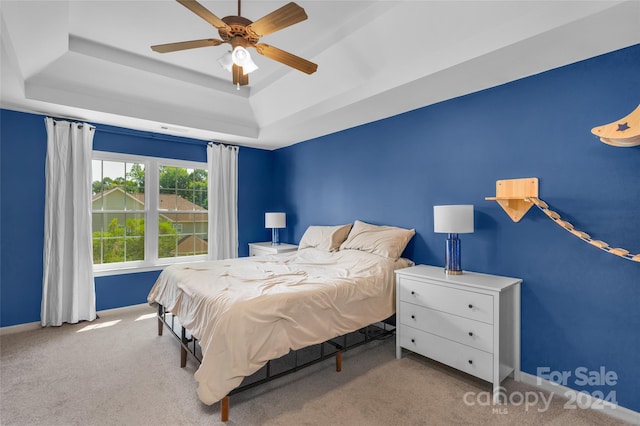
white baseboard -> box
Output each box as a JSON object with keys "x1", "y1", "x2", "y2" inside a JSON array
[
  {"x1": 0, "y1": 320, "x2": 41, "y2": 336},
  {"x1": 520, "y1": 372, "x2": 640, "y2": 425},
  {"x1": 0, "y1": 303, "x2": 152, "y2": 336},
  {"x1": 96, "y1": 303, "x2": 152, "y2": 317}
]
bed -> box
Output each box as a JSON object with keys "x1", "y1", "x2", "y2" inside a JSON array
[{"x1": 147, "y1": 220, "x2": 415, "y2": 420}]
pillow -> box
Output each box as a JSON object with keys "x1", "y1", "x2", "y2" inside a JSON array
[
  {"x1": 298, "y1": 224, "x2": 353, "y2": 252},
  {"x1": 340, "y1": 220, "x2": 415, "y2": 260}
]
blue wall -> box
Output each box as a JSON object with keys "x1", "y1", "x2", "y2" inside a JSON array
[
  {"x1": 1, "y1": 111, "x2": 47, "y2": 327},
  {"x1": 0, "y1": 110, "x2": 275, "y2": 324},
  {"x1": 274, "y1": 44, "x2": 640, "y2": 411}
]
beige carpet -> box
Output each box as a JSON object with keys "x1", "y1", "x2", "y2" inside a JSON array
[{"x1": 0, "y1": 305, "x2": 629, "y2": 426}]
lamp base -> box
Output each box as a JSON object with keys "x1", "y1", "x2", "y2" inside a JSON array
[
  {"x1": 271, "y1": 228, "x2": 280, "y2": 246},
  {"x1": 444, "y1": 233, "x2": 463, "y2": 275}
]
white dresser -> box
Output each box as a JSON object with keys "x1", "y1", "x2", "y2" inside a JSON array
[
  {"x1": 248, "y1": 242, "x2": 298, "y2": 257},
  {"x1": 395, "y1": 265, "x2": 521, "y2": 402}
]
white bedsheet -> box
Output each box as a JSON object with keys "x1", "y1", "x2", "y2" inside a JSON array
[{"x1": 147, "y1": 248, "x2": 404, "y2": 404}]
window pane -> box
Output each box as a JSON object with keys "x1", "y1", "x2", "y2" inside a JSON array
[
  {"x1": 159, "y1": 166, "x2": 208, "y2": 211},
  {"x1": 193, "y1": 189, "x2": 207, "y2": 210},
  {"x1": 92, "y1": 160, "x2": 105, "y2": 208},
  {"x1": 92, "y1": 212, "x2": 104, "y2": 264},
  {"x1": 92, "y1": 159, "x2": 147, "y2": 265},
  {"x1": 92, "y1": 160, "x2": 146, "y2": 211},
  {"x1": 158, "y1": 165, "x2": 208, "y2": 259},
  {"x1": 93, "y1": 213, "x2": 122, "y2": 264},
  {"x1": 159, "y1": 188, "x2": 178, "y2": 210},
  {"x1": 123, "y1": 213, "x2": 145, "y2": 261},
  {"x1": 158, "y1": 216, "x2": 179, "y2": 259},
  {"x1": 175, "y1": 212, "x2": 208, "y2": 257},
  {"x1": 124, "y1": 162, "x2": 145, "y2": 210}
]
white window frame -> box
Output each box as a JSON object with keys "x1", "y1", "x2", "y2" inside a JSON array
[{"x1": 92, "y1": 151, "x2": 208, "y2": 276}]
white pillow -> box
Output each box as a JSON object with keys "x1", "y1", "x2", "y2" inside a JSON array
[
  {"x1": 340, "y1": 220, "x2": 415, "y2": 260},
  {"x1": 298, "y1": 224, "x2": 353, "y2": 252}
]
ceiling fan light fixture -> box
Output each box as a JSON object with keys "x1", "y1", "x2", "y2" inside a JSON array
[
  {"x1": 217, "y1": 51, "x2": 233, "y2": 72},
  {"x1": 152, "y1": 0, "x2": 317, "y2": 85},
  {"x1": 231, "y1": 46, "x2": 258, "y2": 75}
]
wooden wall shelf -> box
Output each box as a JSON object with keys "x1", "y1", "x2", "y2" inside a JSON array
[
  {"x1": 485, "y1": 178, "x2": 539, "y2": 222},
  {"x1": 486, "y1": 177, "x2": 639, "y2": 262}
]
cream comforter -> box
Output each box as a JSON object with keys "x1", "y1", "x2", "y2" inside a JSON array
[{"x1": 147, "y1": 247, "x2": 404, "y2": 404}]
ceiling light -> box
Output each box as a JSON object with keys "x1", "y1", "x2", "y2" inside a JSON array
[
  {"x1": 218, "y1": 51, "x2": 233, "y2": 72},
  {"x1": 231, "y1": 46, "x2": 258, "y2": 75}
]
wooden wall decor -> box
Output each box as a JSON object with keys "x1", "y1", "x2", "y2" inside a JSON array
[
  {"x1": 485, "y1": 178, "x2": 538, "y2": 222},
  {"x1": 486, "y1": 178, "x2": 640, "y2": 262},
  {"x1": 591, "y1": 104, "x2": 640, "y2": 147}
]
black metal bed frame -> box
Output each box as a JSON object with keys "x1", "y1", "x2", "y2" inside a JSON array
[{"x1": 155, "y1": 303, "x2": 395, "y2": 421}]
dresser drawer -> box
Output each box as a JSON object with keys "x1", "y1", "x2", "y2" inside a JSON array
[
  {"x1": 399, "y1": 301, "x2": 493, "y2": 353},
  {"x1": 398, "y1": 278, "x2": 494, "y2": 324},
  {"x1": 399, "y1": 325, "x2": 493, "y2": 382}
]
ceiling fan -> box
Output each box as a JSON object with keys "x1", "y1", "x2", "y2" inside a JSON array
[{"x1": 151, "y1": 0, "x2": 318, "y2": 87}]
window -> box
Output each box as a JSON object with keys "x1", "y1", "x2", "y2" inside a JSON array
[
  {"x1": 92, "y1": 160, "x2": 146, "y2": 264},
  {"x1": 92, "y1": 152, "x2": 208, "y2": 275},
  {"x1": 158, "y1": 165, "x2": 208, "y2": 259}
]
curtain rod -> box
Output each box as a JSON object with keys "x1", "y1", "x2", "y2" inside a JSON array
[
  {"x1": 208, "y1": 141, "x2": 239, "y2": 149},
  {"x1": 47, "y1": 116, "x2": 240, "y2": 148},
  {"x1": 48, "y1": 116, "x2": 95, "y2": 131}
]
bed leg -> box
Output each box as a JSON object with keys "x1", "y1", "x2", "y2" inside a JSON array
[
  {"x1": 180, "y1": 346, "x2": 187, "y2": 368},
  {"x1": 157, "y1": 305, "x2": 163, "y2": 336},
  {"x1": 336, "y1": 351, "x2": 342, "y2": 372},
  {"x1": 180, "y1": 327, "x2": 187, "y2": 368},
  {"x1": 221, "y1": 396, "x2": 229, "y2": 422}
]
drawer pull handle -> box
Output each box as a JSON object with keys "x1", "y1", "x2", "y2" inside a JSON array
[
  {"x1": 468, "y1": 332, "x2": 473, "y2": 337},
  {"x1": 411, "y1": 339, "x2": 415, "y2": 343},
  {"x1": 411, "y1": 291, "x2": 416, "y2": 295},
  {"x1": 468, "y1": 304, "x2": 473, "y2": 309},
  {"x1": 411, "y1": 315, "x2": 415, "y2": 319},
  {"x1": 468, "y1": 360, "x2": 473, "y2": 365}
]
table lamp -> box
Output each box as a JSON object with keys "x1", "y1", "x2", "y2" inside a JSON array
[
  {"x1": 434, "y1": 205, "x2": 474, "y2": 275},
  {"x1": 265, "y1": 212, "x2": 286, "y2": 245}
]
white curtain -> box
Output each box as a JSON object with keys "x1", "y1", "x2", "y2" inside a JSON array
[
  {"x1": 207, "y1": 143, "x2": 239, "y2": 260},
  {"x1": 41, "y1": 118, "x2": 96, "y2": 326}
]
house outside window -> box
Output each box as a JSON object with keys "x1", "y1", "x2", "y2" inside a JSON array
[{"x1": 92, "y1": 152, "x2": 208, "y2": 275}]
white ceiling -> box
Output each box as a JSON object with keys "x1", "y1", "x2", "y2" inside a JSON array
[{"x1": 1, "y1": 1, "x2": 639, "y2": 150}]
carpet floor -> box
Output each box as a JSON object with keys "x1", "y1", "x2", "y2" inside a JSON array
[{"x1": 0, "y1": 305, "x2": 630, "y2": 426}]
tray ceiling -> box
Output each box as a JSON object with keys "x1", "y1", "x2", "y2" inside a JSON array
[{"x1": 1, "y1": 1, "x2": 639, "y2": 149}]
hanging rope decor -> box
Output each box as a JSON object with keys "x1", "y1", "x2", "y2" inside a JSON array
[{"x1": 528, "y1": 197, "x2": 640, "y2": 262}]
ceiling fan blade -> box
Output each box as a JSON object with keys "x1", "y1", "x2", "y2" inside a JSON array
[
  {"x1": 254, "y1": 44, "x2": 317, "y2": 75},
  {"x1": 151, "y1": 38, "x2": 225, "y2": 53},
  {"x1": 246, "y1": 2, "x2": 307, "y2": 38},
  {"x1": 232, "y1": 64, "x2": 249, "y2": 86},
  {"x1": 177, "y1": 0, "x2": 231, "y2": 31}
]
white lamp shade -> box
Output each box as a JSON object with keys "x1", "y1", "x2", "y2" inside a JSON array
[
  {"x1": 434, "y1": 205, "x2": 474, "y2": 234},
  {"x1": 232, "y1": 46, "x2": 259, "y2": 75},
  {"x1": 265, "y1": 212, "x2": 286, "y2": 229},
  {"x1": 218, "y1": 51, "x2": 233, "y2": 72},
  {"x1": 240, "y1": 56, "x2": 259, "y2": 75}
]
